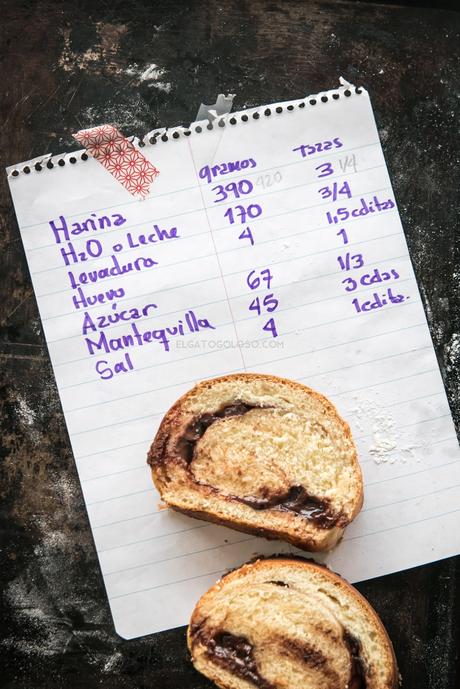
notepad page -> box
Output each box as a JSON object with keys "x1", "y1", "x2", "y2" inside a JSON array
[{"x1": 7, "y1": 83, "x2": 460, "y2": 639}]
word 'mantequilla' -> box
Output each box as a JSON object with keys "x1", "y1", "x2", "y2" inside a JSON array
[{"x1": 85, "y1": 310, "x2": 216, "y2": 354}]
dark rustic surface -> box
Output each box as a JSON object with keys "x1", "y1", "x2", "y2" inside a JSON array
[{"x1": 1, "y1": 1, "x2": 459, "y2": 688}]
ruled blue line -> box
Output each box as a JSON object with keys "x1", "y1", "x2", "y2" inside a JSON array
[
  {"x1": 46, "y1": 252, "x2": 411, "y2": 340},
  {"x1": 108, "y1": 568, "x2": 227, "y2": 600},
  {"x1": 68, "y1": 332, "x2": 428, "y2": 432},
  {"x1": 65, "y1": 337, "x2": 431, "y2": 415},
  {"x1": 29, "y1": 164, "x2": 387, "y2": 266},
  {"x1": 54, "y1": 275, "x2": 417, "y2": 375},
  {"x1": 108, "y1": 505, "x2": 460, "y2": 600},
  {"x1": 35, "y1": 210, "x2": 399, "y2": 300},
  {"x1": 98, "y1": 470, "x2": 460, "y2": 558},
  {"x1": 365, "y1": 456, "x2": 460, "y2": 488},
  {"x1": 98, "y1": 523, "x2": 210, "y2": 554},
  {"x1": 103, "y1": 536, "x2": 254, "y2": 577},
  {"x1": 20, "y1": 140, "x2": 381, "y2": 232},
  {"x1": 82, "y1": 413, "x2": 456, "y2": 501},
  {"x1": 343, "y1": 506, "x2": 460, "y2": 543},
  {"x1": 360, "y1": 478, "x2": 460, "y2": 515}
]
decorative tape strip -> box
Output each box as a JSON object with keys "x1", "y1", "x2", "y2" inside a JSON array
[
  {"x1": 73, "y1": 124, "x2": 159, "y2": 198},
  {"x1": 8, "y1": 82, "x2": 363, "y2": 178}
]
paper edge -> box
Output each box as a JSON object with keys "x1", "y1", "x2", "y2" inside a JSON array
[{"x1": 5, "y1": 78, "x2": 360, "y2": 174}]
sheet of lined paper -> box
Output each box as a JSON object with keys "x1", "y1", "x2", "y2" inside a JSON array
[{"x1": 7, "y1": 83, "x2": 460, "y2": 639}]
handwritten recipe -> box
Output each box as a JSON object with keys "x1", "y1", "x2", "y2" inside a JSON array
[{"x1": 7, "y1": 83, "x2": 460, "y2": 638}]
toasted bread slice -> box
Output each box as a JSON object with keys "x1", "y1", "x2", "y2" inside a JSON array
[
  {"x1": 148, "y1": 373, "x2": 362, "y2": 551},
  {"x1": 188, "y1": 557, "x2": 399, "y2": 689}
]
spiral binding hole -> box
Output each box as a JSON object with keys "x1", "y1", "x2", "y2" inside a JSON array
[{"x1": 16, "y1": 87, "x2": 363, "y2": 175}]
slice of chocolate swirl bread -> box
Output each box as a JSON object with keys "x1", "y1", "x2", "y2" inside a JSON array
[
  {"x1": 148, "y1": 373, "x2": 362, "y2": 551},
  {"x1": 188, "y1": 558, "x2": 399, "y2": 689}
]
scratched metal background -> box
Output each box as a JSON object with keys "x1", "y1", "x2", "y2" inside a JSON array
[{"x1": 1, "y1": 1, "x2": 459, "y2": 688}]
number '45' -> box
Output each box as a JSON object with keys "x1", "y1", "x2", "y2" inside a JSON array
[{"x1": 248, "y1": 293, "x2": 279, "y2": 315}]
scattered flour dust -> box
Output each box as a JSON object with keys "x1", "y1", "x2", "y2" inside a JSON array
[
  {"x1": 15, "y1": 394, "x2": 41, "y2": 445},
  {"x1": 445, "y1": 332, "x2": 460, "y2": 373},
  {"x1": 16, "y1": 394, "x2": 36, "y2": 427},
  {"x1": 349, "y1": 394, "x2": 421, "y2": 464},
  {"x1": 103, "y1": 651, "x2": 123, "y2": 673},
  {"x1": 126, "y1": 62, "x2": 172, "y2": 92}
]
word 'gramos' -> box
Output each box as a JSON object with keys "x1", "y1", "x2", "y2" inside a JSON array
[{"x1": 199, "y1": 158, "x2": 257, "y2": 184}]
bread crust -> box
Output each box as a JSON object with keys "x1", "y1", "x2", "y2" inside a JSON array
[
  {"x1": 188, "y1": 557, "x2": 399, "y2": 689},
  {"x1": 171, "y1": 505, "x2": 344, "y2": 551},
  {"x1": 148, "y1": 373, "x2": 363, "y2": 551}
]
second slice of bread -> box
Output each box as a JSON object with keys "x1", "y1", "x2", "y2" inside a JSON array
[
  {"x1": 188, "y1": 558, "x2": 398, "y2": 689},
  {"x1": 148, "y1": 373, "x2": 362, "y2": 551}
]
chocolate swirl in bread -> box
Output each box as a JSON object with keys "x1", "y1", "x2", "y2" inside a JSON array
[
  {"x1": 178, "y1": 401, "x2": 343, "y2": 528},
  {"x1": 188, "y1": 558, "x2": 399, "y2": 689},
  {"x1": 148, "y1": 373, "x2": 362, "y2": 551}
]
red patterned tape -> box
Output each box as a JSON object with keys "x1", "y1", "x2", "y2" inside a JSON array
[{"x1": 73, "y1": 124, "x2": 159, "y2": 198}]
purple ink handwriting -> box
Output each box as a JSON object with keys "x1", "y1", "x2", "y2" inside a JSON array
[
  {"x1": 49, "y1": 213, "x2": 127, "y2": 244},
  {"x1": 199, "y1": 158, "x2": 257, "y2": 184},
  {"x1": 82, "y1": 302, "x2": 158, "y2": 335},
  {"x1": 212, "y1": 179, "x2": 254, "y2": 203},
  {"x1": 326, "y1": 196, "x2": 395, "y2": 225},
  {"x1": 47, "y1": 208, "x2": 210, "y2": 380},
  {"x1": 59, "y1": 224, "x2": 178, "y2": 266},
  {"x1": 67, "y1": 254, "x2": 158, "y2": 289},
  {"x1": 337, "y1": 253, "x2": 364, "y2": 271},
  {"x1": 292, "y1": 138, "x2": 343, "y2": 158},
  {"x1": 318, "y1": 181, "x2": 351, "y2": 202},
  {"x1": 214, "y1": 163, "x2": 280, "y2": 337},
  {"x1": 72, "y1": 286, "x2": 125, "y2": 311},
  {"x1": 125, "y1": 225, "x2": 179, "y2": 247},
  {"x1": 342, "y1": 267, "x2": 400, "y2": 292},
  {"x1": 352, "y1": 288, "x2": 407, "y2": 313},
  {"x1": 96, "y1": 353, "x2": 134, "y2": 380},
  {"x1": 313, "y1": 147, "x2": 410, "y2": 314},
  {"x1": 314, "y1": 154, "x2": 357, "y2": 179},
  {"x1": 246, "y1": 268, "x2": 279, "y2": 338},
  {"x1": 85, "y1": 310, "x2": 216, "y2": 355},
  {"x1": 224, "y1": 204, "x2": 262, "y2": 225}
]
